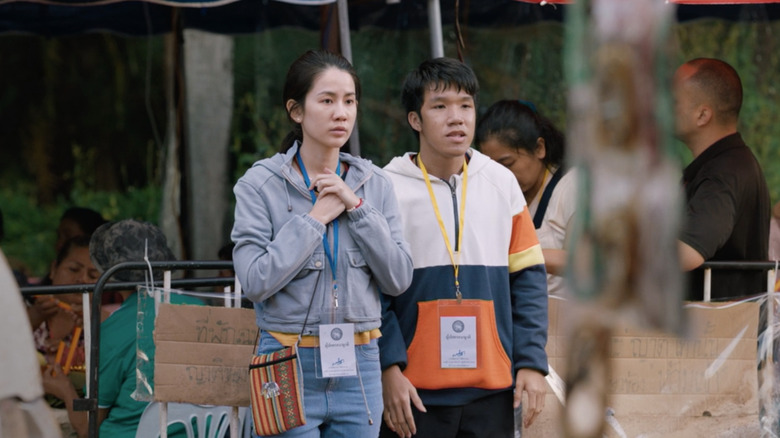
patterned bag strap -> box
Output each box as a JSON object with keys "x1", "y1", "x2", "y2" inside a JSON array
[{"x1": 253, "y1": 270, "x2": 322, "y2": 350}]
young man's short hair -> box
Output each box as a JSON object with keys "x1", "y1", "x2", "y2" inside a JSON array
[
  {"x1": 686, "y1": 58, "x2": 742, "y2": 124},
  {"x1": 401, "y1": 57, "x2": 480, "y2": 120}
]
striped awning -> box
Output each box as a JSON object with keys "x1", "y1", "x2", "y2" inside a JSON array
[
  {"x1": 0, "y1": 0, "x2": 335, "y2": 6},
  {"x1": 0, "y1": 0, "x2": 240, "y2": 5},
  {"x1": 515, "y1": 0, "x2": 779, "y2": 3}
]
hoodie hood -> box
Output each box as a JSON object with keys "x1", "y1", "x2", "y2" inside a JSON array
[{"x1": 246, "y1": 141, "x2": 376, "y2": 210}]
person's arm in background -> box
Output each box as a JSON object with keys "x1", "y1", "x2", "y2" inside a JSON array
[
  {"x1": 679, "y1": 241, "x2": 705, "y2": 271},
  {"x1": 541, "y1": 249, "x2": 566, "y2": 276},
  {"x1": 27, "y1": 296, "x2": 60, "y2": 329},
  {"x1": 538, "y1": 169, "x2": 578, "y2": 277},
  {"x1": 679, "y1": 176, "x2": 736, "y2": 272},
  {"x1": 42, "y1": 364, "x2": 109, "y2": 438}
]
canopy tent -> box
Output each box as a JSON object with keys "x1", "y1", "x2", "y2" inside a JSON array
[
  {"x1": 1, "y1": 0, "x2": 777, "y2": 69},
  {"x1": 2, "y1": 0, "x2": 777, "y2": 272},
  {"x1": 2, "y1": 0, "x2": 778, "y2": 36},
  {"x1": 522, "y1": 0, "x2": 780, "y2": 3},
  {"x1": 2, "y1": 0, "x2": 777, "y2": 260},
  {"x1": 0, "y1": 1, "x2": 344, "y2": 37}
]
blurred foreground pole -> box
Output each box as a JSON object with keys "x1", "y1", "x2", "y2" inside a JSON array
[{"x1": 563, "y1": 1, "x2": 683, "y2": 437}]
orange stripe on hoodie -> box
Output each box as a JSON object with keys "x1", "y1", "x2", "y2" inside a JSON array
[{"x1": 508, "y1": 207, "x2": 545, "y2": 273}]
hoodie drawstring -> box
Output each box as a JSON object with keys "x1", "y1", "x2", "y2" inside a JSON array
[{"x1": 284, "y1": 182, "x2": 293, "y2": 212}]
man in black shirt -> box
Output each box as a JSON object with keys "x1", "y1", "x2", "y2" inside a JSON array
[{"x1": 673, "y1": 58, "x2": 770, "y2": 301}]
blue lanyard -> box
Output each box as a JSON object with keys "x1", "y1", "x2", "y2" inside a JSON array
[{"x1": 296, "y1": 150, "x2": 341, "y2": 305}]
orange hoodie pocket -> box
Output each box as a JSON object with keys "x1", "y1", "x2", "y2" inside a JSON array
[{"x1": 404, "y1": 299, "x2": 512, "y2": 390}]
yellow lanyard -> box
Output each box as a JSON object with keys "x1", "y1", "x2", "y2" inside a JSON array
[{"x1": 419, "y1": 156, "x2": 468, "y2": 302}]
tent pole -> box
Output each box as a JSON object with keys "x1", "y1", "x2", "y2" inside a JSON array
[
  {"x1": 337, "y1": 0, "x2": 352, "y2": 62},
  {"x1": 337, "y1": 0, "x2": 360, "y2": 156},
  {"x1": 428, "y1": 0, "x2": 444, "y2": 58}
]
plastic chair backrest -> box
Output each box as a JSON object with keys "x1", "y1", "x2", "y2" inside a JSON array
[{"x1": 135, "y1": 402, "x2": 247, "y2": 438}]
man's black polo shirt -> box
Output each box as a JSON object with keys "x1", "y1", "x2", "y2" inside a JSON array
[{"x1": 681, "y1": 133, "x2": 770, "y2": 301}]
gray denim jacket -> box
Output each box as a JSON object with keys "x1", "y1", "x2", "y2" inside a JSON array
[{"x1": 231, "y1": 143, "x2": 413, "y2": 335}]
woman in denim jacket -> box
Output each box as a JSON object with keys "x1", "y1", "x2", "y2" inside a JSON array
[{"x1": 231, "y1": 50, "x2": 413, "y2": 438}]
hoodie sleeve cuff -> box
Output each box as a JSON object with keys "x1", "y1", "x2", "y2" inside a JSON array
[
  {"x1": 346, "y1": 200, "x2": 371, "y2": 220},
  {"x1": 302, "y1": 214, "x2": 327, "y2": 234}
]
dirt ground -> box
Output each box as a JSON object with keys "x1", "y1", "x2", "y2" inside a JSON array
[
  {"x1": 530, "y1": 415, "x2": 761, "y2": 438},
  {"x1": 524, "y1": 401, "x2": 763, "y2": 438}
]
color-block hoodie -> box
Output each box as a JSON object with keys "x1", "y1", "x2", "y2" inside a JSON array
[
  {"x1": 380, "y1": 148, "x2": 549, "y2": 406},
  {"x1": 231, "y1": 142, "x2": 414, "y2": 336}
]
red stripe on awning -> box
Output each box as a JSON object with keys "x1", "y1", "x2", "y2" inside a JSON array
[
  {"x1": 671, "y1": 0, "x2": 780, "y2": 3},
  {"x1": 515, "y1": 0, "x2": 780, "y2": 3}
]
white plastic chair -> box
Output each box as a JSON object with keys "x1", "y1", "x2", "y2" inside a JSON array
[{"x1": 135, "y1": 402, "x2": 248, "y2": 438}]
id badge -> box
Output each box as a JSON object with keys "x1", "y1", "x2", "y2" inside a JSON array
[
  {"x1": 440, "y1": 316, "x2": 477, "y2": 368},
  {"x1": 318, "y1": 323, "x2": 357, "y2": 377}
]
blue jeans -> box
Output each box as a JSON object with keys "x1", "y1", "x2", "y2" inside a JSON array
[{"x1": 252, "y1": 331, "x2": 382, "y2": 438}]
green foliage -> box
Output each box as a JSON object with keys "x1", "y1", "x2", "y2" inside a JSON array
[
  {"x1": 230, "y1": 23, "x2": 570, "y2": 168},
  {"x1": 0, "y1": 34, "x2": 166, "y2": 202},
  {"x1": 0, "y1": 185, "x2": 61, "y2": 280},
  {"x1": 3, "y1": 15, "x2": 780, "y2": 276},
  {"x1": 1, "y1": 183, "x2": 161, "y2": 278},
  {"x1": 231, "y1": 29, "x2": 321, "y2": 177}
]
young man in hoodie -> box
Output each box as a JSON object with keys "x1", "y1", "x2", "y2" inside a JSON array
[{"x1": 379, "y1": 57, "x2": 549, "y2": 438}]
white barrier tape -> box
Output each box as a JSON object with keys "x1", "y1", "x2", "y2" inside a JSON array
[
  {"x1": 546, "y1": 365, "x2": 567, "y2": 406},
  {"x1": 605, "y1": 407, "x2": 628, "y2": 438},
  {"x1": 704, "y1": 324, "x2": 748, "y2": 379},
  {"x1": 685, "y1": 293, "x2": 765, "y2": 310}
]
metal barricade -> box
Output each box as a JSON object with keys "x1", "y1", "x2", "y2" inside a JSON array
[
  {"x1": 19, "y1": 259, "x2": 779, "y2": 437},
  {"x1": 699, "y1": 260, "x2": 778, "y2": 302},
  {"x1": 20, "y1": 260, "x2": 236, "y2": 438}
]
